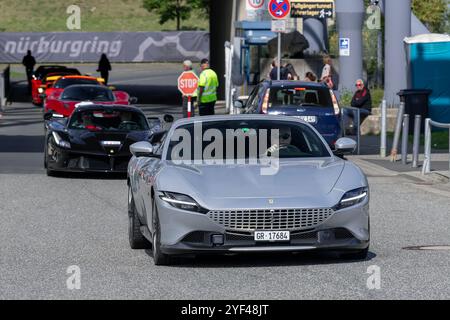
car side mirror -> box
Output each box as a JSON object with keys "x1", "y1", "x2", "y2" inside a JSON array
[
  {"x1": 44, "y1": 112, "x2": 53, "y2": 121},
  {"x1": 130, "y1": 141, "x2": 154, "y2": 157},
  {"x1": 334, "y1": 137, "x2": 357, "y2": 155},
  {"x1": 163, "y1": 114, "x2": 174, "y2": 123},
  {"x1": 129, "y1": 96, "x2": 138, "y2": 104},
  {"x1": 233, "y1": 100, "x2": 245, "y2": 114}
]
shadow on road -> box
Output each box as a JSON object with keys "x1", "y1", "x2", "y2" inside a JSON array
[
  {"x1": 145, "y1": 250, "x2": 376, "y2": 268},
  {"x1": 0, "y1": 135, "x2": 44, "y2": 153}
]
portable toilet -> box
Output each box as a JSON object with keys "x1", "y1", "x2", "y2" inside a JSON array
[{"x1": 405, "y1": 34, "x2": 450, "y2": 124}]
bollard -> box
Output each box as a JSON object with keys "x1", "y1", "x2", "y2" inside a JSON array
[
  {"x1": 390, "y1": 102, "x2": 405, "y2": 162},
  {"x1": 356, "y1": 108, "x2": 361, "y2": 155},
  {"x1": 412, "y1": 115, "x2": 421, "y2": 168},
  {"x1": 422, "y1": 118, "x2": 431, "y2": 174},
  {"x1": 380, "y1": 100, "x2": 387, "y2": 157},
  {"x1": 401, "y1": 114, "x2": 409, "y2": 165}
]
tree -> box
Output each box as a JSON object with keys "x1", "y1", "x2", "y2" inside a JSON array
[
  {"x1": 143, "y1": 0, "x2": 210, "y2": 31},
  {"x1": 412, "y1": 0, "x2": 447, "y2": 33}
]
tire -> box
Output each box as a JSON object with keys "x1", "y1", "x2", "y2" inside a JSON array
[
  {"x1": 128, "y1": 186, "x2": 151, "y2": 249},
  {"x1": 152, "y1": 201, "x2": 171, "y2": 265},
  {"x1": 45, "y1": 139, "x2": 58, "y2": 177},
  {"x1": 340, "y1": 247, "x2": 369, "y2": 260}
]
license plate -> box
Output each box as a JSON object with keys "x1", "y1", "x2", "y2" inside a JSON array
[
  {"x1": 254, "y1": 231, "x2": 290, "y2": 242},
  {"x1": 295, "y1": 116, "x2": 317, "y2": 123}
]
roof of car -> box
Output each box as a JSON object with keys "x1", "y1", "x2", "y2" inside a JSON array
[
  {"x1": 74, "y1": 104, "x2": 141, "y2": 113},
  {"x1": 262, "y1": 80, "x2": 328, "y2": 89},
  {"x1": 172, "y1": 114, "x2": 311, "y2": 127}
]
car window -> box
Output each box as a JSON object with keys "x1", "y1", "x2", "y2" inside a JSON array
[
  {"x1": 68, "y1": 109, "x2": 149, "y2": 132},
  {"x1": 166, "y1": 120, "x2": 330, "y2": 161},
  {"x1": 245, "y1": 85, "x2": 266, "y2": 114},
  {"x1": 268, "y1": 86, "x2": 332, "y2": 109},
  {"x1": 61, "y1": 86, "x2": 114, "y2": 102}
]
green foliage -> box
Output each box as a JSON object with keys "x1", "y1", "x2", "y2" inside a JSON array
[
  {"x1": 412, "y1": 0, "x2": 448, "y2": 33},
  {"x1": 0, "y1": 0, "x2": 208, "y2": 32},
  {"x1": 142, "y1": 0, "x2": 209, "y2": 31},
  {"x1": 339, "y1": 89, "x2": 353, "y2": 107}
]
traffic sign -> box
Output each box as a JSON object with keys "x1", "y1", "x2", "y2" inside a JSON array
[
  {"x1": 177, "y1": 71, "x2": 199, "y2": 96},
  {"x1": 271, "y1": 19, "x2": 287, "y2": 33},
  {"x1": 268, "y1": 0, "x2": 291, "y2": 20},
  {"x1": 247, "y1": 0, "x2": 265, "y2": 9},
  {"x1": 290, "y1": 0, "x2": 334, "y2": 19},
  {"x1": 339, "y1": 38, "x2": 350, "y2": 56}
]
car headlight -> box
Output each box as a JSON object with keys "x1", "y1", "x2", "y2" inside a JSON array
[
  {"x1": 38, "y1": 87, "x2": 44, "y2": 94},
  {"x1": 52, "y1": 131, "x2": 71, "y2": 149},
  {"x1": 160, "y1": 192, "x2": 207, "y2": 213},
  {"x1": 334, "y1": 187, "x2": 368, "y2": 210}
]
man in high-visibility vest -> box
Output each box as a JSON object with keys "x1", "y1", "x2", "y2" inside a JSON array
[{"x1": 197, "y1": 58, "x2": 219, "y2": 116}]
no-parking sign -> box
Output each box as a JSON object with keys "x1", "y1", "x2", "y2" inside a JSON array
[{"x1": 268, "y1": 0, "x2": 291, "y2": 20}]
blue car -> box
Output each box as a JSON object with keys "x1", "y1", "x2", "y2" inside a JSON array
[{"x1": 237, "y1": 80, "x2": 342, "y2": 147}]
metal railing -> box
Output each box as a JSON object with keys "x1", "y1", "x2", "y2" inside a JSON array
[
  {"x1": 340, "y1": 106, "x2": 361, "y2": 155},
  {"x1": 422, "y1": 118, "x2": 450, "y2": 174}
]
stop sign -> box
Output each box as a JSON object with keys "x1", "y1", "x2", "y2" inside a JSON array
[{"x1": 177, "y1": 71, "x2": 199, "y2": 96}]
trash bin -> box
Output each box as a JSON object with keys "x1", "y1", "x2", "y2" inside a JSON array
[{"x1": 397, "y1": 89, "x2": 432, "y2": 134}]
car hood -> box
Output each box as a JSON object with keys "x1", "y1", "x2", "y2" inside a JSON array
[
  {"x1": 61, "y1": 130, "x2": 151, "y2": 155},
  {"x1": 157, "y1": 158, "x2": 346, "y2": 210}
]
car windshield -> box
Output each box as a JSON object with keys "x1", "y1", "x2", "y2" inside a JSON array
[
  {"x1": 55, "y1": 78, "x2": 100, "y2": 89},
  {"x1": 166, "y1": 119, "x2": 330, "y2": 161},
  {"x1": 68, "y1": 109, "x2": 149, "y2": 132},
  {"x1": 268, "y1": 86, "x2": 332, "y2": 108},
  {"x1": 61, "y1": 86, "x2": 114, "y2": 102}
]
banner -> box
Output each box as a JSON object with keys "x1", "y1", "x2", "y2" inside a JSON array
[{"x1": 0, "y1": 32, "x2": 210, "y2": 63}]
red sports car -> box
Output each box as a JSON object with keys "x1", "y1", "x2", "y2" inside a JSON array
[
  {"x1": 44, "y1": 84, "x2": 136, "y2": 117},
  {"x1": 32, "y1": 65, "x2": 81, "y2": 106},
  {"x1": 42, "y1": 75, "x2": 105, "y2": 107}
]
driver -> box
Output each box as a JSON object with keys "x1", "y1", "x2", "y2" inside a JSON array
[{"x1": 265, "y1": 126, "x2": 301, "y2": 157}]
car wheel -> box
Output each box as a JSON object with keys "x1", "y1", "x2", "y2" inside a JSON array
[
  {"x1": 128, "y1": 186, "x2": 151, "y2": 249},
  {"x1": 152, "y1": 201, "x2": 171, "y2": 266},
  {"x1": 340, "y1": 247, "x2": 369, "y2": 260}
]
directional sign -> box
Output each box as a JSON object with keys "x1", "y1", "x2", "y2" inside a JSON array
[
  {"x1": 290, "y1": 0, "x2": 334, "y2": 19},
  {"x1": 268, "y1": 0, "x2": 291, "y2": 20},
  {"x1": 177, "y1": 71, "x2": 199, "y2": 96},
  {"x1": 339, "y1": 38, "x2": 350, "y2": 57}
]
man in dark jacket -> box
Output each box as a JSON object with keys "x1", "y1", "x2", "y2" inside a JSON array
[
  {"x1": 97, "y1": 54, "x2": 112, "y2": 85},
  {"x1": 22, "y1": 50, "x2": 36, "y2": 93},
  {"x1": 345, "y1": 79, "x2": 372, "y2": 133}
]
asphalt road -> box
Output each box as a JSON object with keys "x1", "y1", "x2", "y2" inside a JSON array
[{"x1": 1, "y1": 101, "x2": 450, "y2": 299}]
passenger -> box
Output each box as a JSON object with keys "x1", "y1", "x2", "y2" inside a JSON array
[{"x1": 344, "y1": 79, "x2": 372, "y2": 134}]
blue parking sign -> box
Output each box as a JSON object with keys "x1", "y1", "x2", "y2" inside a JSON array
[{"x1": 339, "y1": 38, "x2": 350, "y2": 56}]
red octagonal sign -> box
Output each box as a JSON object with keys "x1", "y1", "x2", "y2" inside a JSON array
[{"x1": 178, "y1": 71, "x2": 199, "y2": 96}]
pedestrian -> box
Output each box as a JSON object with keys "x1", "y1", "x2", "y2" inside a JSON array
[
  {"x1": 269, "y1": 58, "x2": 288, "y2": 80},
  {"x1": 181, "y1": 60, "x2": 198, "y2": 118},
  {"x1": 284, "y1": 63, "x2": 299, "y2": 80},
  {"x1": 344, "y1": 79, "x2": 372, "y2": 134},
  {"x1": 320, "y1": 55, "x2": 334, "y2": 89},
  {"x1": 197, "y1": 58, "x2": 219, "y2": 116},
  {"x1": 303, "y1": 71, "x2": 317, "y2": 82},
  {"x1": 97, "y1": 53, "x2": 112, "y2": 85},
  {"x1": 22, "y1": 50, "x2": 36, "y2": 93}
]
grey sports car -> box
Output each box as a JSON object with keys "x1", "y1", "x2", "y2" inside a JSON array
[{"x1": 127, "y1": 115, "x2": 369, "y2": 265}]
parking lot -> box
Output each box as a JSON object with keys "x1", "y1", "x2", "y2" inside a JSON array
[{"x1": 1, "y1": 96, "x2": 449, "y2": 299}]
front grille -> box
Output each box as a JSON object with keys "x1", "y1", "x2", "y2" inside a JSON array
[
  {"x1": 207, "y1": 208, "x2": 334, "y2": 231},
  {"x1": 181, "y1": 231, "x2": 206, "y2": 243}
]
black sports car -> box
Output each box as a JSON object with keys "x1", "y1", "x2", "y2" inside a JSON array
[{"x1": 44, "y1": 104, "x2": 161, "y2": 175}]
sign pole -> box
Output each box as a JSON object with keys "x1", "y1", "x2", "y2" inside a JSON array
[
  {"x1": 277, "y1": 32, "x2": 281, "y2": 80},
  {"x1": 187, "y1": 96, "x2": 192, "y2": 118}
]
